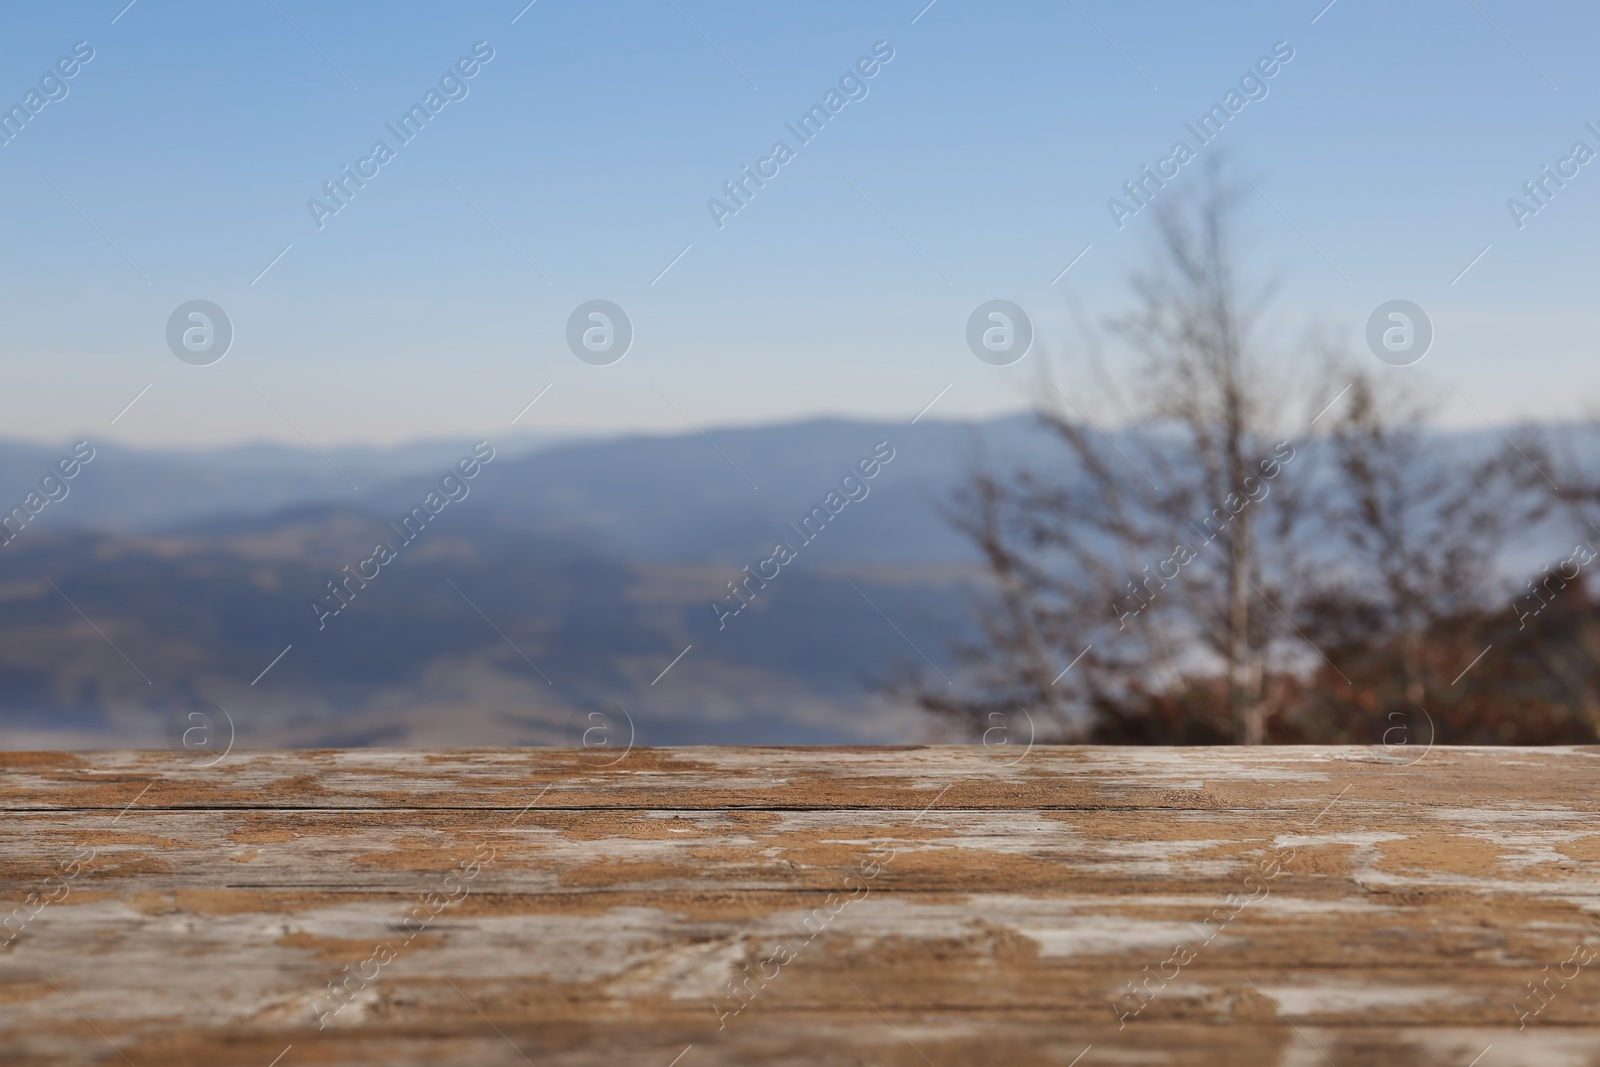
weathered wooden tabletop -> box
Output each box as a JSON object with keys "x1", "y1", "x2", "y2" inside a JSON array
[{"x1": 2, "y1": 745, "x2": 1598, "y2": 1066}]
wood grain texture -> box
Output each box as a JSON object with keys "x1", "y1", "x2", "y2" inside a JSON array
[{"x1": 3, "y1": 745, "x2": 1599, "y2": 1066}]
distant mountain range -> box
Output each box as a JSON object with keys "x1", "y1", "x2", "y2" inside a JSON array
[
  {"x1": 0, "y1": 418, "x2": 1051, "y2": 750},
  {"x1": 0, "y1": 416, "x2": 1585, "y2": 749}
]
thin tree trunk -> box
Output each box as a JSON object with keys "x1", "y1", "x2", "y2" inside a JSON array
[{"x1": 1229, "y1": 506, "x2": 1262, "y2": 743}]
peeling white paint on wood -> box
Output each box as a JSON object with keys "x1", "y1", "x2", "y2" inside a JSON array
[{"x1": 3, "y1": 746, "x2": 1600, "y2": 1065}]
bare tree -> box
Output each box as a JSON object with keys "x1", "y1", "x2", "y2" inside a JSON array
[
  {"x1": 913, "y1": 161, "x2": 1575, "y2": 746},
  {"x1": 1287, "y1": 371, "x2": 1543, "y2": 737},
  {"x1": 1487, "y1": 423, "x2": 1600, "y2": 737},
  {"x1": 914, "y1": 170, "x2": 1320, "y2": 744}
]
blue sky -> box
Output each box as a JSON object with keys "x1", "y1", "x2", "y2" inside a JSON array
[{"x1": 0, "y1": 0, "x2": 1596, "y2": 447}]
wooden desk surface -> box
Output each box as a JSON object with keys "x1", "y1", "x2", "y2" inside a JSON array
[{"x1": 2, "y1": 746, "x2": 1598, "y2": 1066}]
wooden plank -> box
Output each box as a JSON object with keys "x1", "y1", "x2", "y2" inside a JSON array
[{"x1": 2, "y1": 746, "x2": 1598, "y2": 1065}]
